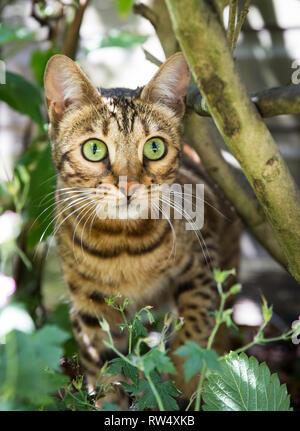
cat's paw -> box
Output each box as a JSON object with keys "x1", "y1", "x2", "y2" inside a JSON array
[{"x1": 95, "y1": 384, "x2": 129, "y2": 411}]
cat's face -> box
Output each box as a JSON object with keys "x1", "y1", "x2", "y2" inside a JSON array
[{"x1": 44, "y1": 53, "x2": 189, "y2": 221}]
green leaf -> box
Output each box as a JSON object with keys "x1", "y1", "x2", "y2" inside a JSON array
[
  {"x1": 175, "y1": 341, "x2": 221, "y2": 381},
  {"x1": 114, "y1": 0, "x2": 134, "y2": 16},
  {"x1": 106, "y1": 357, "x2": 139, "y2": 386},
  {"x1": 22, "y1": 145, "x2": 56, "y2": 247},
  {"x1": 213, "y1": 268, "x2": 236, "y2": 284},
  {"x1": 123, "y1": 371, "x2": 180, "y2": 411},
  {"x1": 142, "y1": 348, "x2": 176, "y2": 375},
  {"x1": 202, "y1": 352, "x2": 292, "y2": 411},
  {"x1": 132, "y1": 318, "x2": 147, "y2": 345},
  {"x1": 0, "y1": 23, "x2": 35, "y2": 46},
  {"x1": 0, "y1": 71, "x2": 43, "y2": 125},
  {"x1": 46, "y1": 304, "x2": 76, "y2": 358},
  {"x1": 0, "y1": 325, "x2": 69, "y2": 408}
]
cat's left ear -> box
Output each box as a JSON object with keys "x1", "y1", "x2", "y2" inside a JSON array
[
  {"x1": 140, "y1": 52, "x2": 190, "y2": 117},
  {"x1": 44, "y1": 54, "x2": 100, "y2": 122}
]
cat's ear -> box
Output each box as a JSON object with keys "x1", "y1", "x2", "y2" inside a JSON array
[
  {"x1": 44, "y1": 54, "x2": 100, "y2": 121},
  {"x1": 140, "y1": 52, "x2": 190, "y2": 117}
]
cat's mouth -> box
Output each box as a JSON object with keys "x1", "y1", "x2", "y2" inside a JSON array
[{"x1": 95, "y1": 195, "x2": 151, "y2": 220}]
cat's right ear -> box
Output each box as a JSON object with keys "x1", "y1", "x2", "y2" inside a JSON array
[{"x1": 44, "y1": 54, "x2": 99, "y2": 122}]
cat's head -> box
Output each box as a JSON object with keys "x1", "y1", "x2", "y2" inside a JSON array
[{"x1": 44, "y1": 52, "x2": 190, "y2": 221}]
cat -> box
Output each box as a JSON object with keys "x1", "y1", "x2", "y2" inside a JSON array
[{"x1": 44, "y1": 52, "x2": 241, "y2": 408}]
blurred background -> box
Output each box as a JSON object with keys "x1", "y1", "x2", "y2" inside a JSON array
[{"x1": 0, "y1": 0, "x2": 299, "y2": 409}]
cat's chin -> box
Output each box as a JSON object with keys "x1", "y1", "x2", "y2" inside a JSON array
[{"x1": 95, "y1": 201, "x2": 151, "y2": 221}]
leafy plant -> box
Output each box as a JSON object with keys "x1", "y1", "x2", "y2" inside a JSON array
[
  {"x1": 203, "y1": 352, "x2": 292, "y2": 411},
  {"x1": 0, "y1": 325, "x2": 69, "y2": 410}
]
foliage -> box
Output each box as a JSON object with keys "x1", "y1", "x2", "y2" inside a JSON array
[
  {"x1": 0, "y1": 268, "x2": 297, "y2": 411},
  {"x1": 0, "y1": 324, "x2": 69, "y2": 410},
  {"x1": 0, "y1": 0, "x2": 298, "y2": 413},
  {"x1": 114, "y1": 0, "x2": 135, "y2": 16},
  {"x1": 175, "y1": 341, "x2": 220, "y2": 381},
  {"x1": 203, "y1": 352, "x2": 292, "y2": 411},
  {"x1": 0, "y1": 72, "x2": 44, "y2": 126},
  {"x1": 0, "y1": 23, "x2": 35, "y2": 46}
]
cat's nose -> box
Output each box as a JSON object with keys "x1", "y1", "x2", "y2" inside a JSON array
[{"x1": 118, "y1": 179, "x2": 140, "y2": 199}]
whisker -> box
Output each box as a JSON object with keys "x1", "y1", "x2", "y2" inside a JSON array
[
  {"x1": 159, "y1": 195, "x2": 212, "y2": 270},
  {"x1": 39, "y1": 195, "x2": 90, "y2": 243},
  {"x1": 44, "y1": 200, "x2": 94, "y2": 261},
  {"x1": 152, "y1": 200, "x2": 176, "y2": 262},
  {"x1": 72, "y1": 200, "x2": 96, "y2": 262},
  {"x1": 80, "y1": 202, "x2": 99, "y2": 257},
  {"x1": 169, "y1": 190, "x2": 227, "y2": 220}
]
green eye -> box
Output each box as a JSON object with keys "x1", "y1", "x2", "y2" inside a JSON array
[
  {"x1": 82, "y1": 139, "x2": 107, "y2": 162},
  {"x1": 143, "y1": 138, "x2": 166, "y2": 161}
]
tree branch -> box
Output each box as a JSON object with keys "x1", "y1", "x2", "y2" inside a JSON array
[
  {"x1": 187, "y1": 84, "x2": 300, "y2": 118},
  {"x1": 139, "y1": 0, "x2": 288, "y2": 271},
  {"x1": 62, "y1": 0, "x2": 89, "y2": 59},
  {"x1": 166, "y1": 0, "x2": 300, "y2": 283},
  {"x1": 184, "y1": 112, "x2": 287, "y2": 267}
]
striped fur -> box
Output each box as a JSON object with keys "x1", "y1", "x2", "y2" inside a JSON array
[{"x1": 44, "y1": 53, "x2": 241, "y2": 406}]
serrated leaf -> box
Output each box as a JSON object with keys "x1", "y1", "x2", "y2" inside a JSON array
[
  {"x1": 132, "y1": 318, "x2": 147, "y2": 345},
  {"x1": 175, "y1": 341, "x2": 221, "y2": 381},
  {"x1": 142, "y1": 348, "x2": 176, "y2": 375},
  {"x1": 107, "y1": 357, "x2": 139, "y2": 386},
  {"x1": 0, "y1": 325, "x2": 69, "y2": 408},
  {"x1": 123, "y1": 372, "x2": 180, "y2": 411},
  {"x1": 203, "y1": 352, "x2": 292, "y2": 411}
]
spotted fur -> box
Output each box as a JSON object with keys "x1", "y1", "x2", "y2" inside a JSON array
[{"x1": 44, "y1": 53, "x2": 241, "y2": 407}]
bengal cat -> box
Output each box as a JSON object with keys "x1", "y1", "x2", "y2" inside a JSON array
[{"x1": 44, "y1": 52, "x2": 241, "y2": 408}]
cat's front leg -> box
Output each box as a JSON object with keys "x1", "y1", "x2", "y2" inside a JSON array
[
  {"x1": 69, "y1": 293, "x2": 130, "y2": 409},
  {"x1": 170, "y1": 268, "x2": 221, "y2": 402}
]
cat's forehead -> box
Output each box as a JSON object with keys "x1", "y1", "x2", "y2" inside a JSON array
[{"x1": 58, "y1": 92, "x2": 180, "y2": 150}]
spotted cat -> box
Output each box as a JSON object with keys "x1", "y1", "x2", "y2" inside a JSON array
[{"x1": 44, "y1": 52, "x2": 240, "y2": 407}]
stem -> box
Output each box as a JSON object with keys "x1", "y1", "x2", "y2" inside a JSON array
[
  {"x1": 227, "y1": 0, "x2": 238, "y2": 50},
  {"x1": 232, "y1": 0, "x2": 251, "y2": 51},
  {"x1": 207, "y1": 298, "x2": 225, "y2": 350},
  {"x1": 145, "y1": 372, "x2": 165, "y2": 411},
  {"x1": 106, "y1": 323, "x2": 166, "y2": 411},
  {"x1": 195, "y1": 361, "x2": 207, "y2": 411},
  {"x1": 234, "y1": 329, "x2": 294, "y2": 355},
  {"x1": 128, "y1": 327, "x2": 133, "y2": 355},
  {"x1": 193, "y1": 290, "x2": 227, "y2": 410},
  {"x1": 185, "y1": 392, "x2": 196, "y2": 411}
]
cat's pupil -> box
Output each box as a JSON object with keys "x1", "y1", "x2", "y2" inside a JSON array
[
  {"x1": 152, "y1": 142, "x2": 158, "y2": 152},
  {"x1": 92, "y1": 143, "x2": 97, "y2": 154}
]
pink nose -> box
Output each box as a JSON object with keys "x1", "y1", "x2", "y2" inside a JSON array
[{"x1": 118, "y1": 180, "x2": 140, "y2": 197}]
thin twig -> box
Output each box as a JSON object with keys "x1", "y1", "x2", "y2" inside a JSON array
[
  {"x1": 63, "y1": 0, "x2": 90, "y2": 59},
  {"x1": 143, "y1": 48, "x2": 163, "y2": 67},
  {"x1": 133, "y1": 2, "x2": 158, "y2": 28},
  {"x1": 232, "y1": 0, "x2": 252, "y2": 51},
  {"x1": 227, "y1": 0, "x2": 238, "y2": 50}
]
